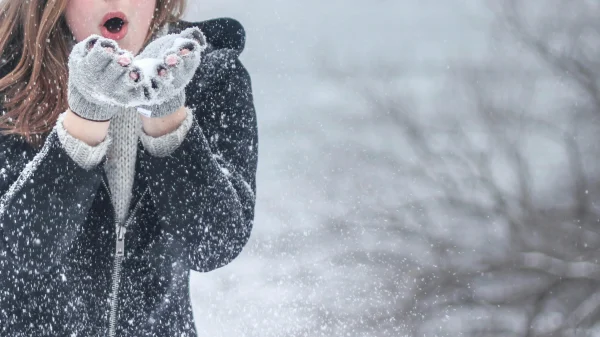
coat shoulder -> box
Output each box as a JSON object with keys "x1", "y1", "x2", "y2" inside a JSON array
[{"x1": 169, "y1": 18, "x2": 246, "y2": 54}]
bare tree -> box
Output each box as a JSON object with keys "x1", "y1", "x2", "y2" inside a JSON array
[{"x1": 307, "y1": 0, "x2": 600, "y2": 336}]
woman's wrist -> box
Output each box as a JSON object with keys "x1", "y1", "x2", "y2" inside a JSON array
[
  {"x1": 63, "y1": 108, "x2": 110, "y2": 146},
  {"x1": 139, "y1": 105, "x2": 188, "y2": 137}
]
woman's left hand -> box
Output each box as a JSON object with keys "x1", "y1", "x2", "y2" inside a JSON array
[{"x1": 129, "y1": 27, "x2": 207, "y2": 118}]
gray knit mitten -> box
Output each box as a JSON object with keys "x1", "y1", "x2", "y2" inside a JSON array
[
  {"x1": 130, "y1": 27, "x2": 207, "y2": 118},
  {"x1": 68, "y1": 35, "x2": 140, "y2": 121}
]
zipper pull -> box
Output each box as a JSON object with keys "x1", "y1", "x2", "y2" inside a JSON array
[{"x1": 116, "y1": 225, "x2": 126, "y2": 257}]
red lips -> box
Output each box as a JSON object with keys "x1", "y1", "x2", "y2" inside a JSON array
[{"x1": 100, "y1": 11, "x2": 128, "y2": 41}]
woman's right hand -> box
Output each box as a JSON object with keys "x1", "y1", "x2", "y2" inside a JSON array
[{"x1": 67, "y1": 35, "x2": 140, "y2": 122}]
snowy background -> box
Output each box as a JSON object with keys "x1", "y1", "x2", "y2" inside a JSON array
[{"x1": 184, "y1": 1, "x2": 600, "y2": 336}]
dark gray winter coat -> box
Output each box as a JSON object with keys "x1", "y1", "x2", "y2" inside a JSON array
[{"x1": 0, "y1": 18, "x2": 258, "y2": 336}]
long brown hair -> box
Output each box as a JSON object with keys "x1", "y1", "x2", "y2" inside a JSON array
[{"x1": 0, "y1": 0, "x2": 186, "y2": 147}]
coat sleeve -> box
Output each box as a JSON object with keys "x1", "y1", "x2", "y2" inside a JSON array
[
  {"x1": 0, "y1": 127, "x2": 105, "y2": 274},
  {"x1": 139, "y1": 56, "x2": 258, "y2": 272}
]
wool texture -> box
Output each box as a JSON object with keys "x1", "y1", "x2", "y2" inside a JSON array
[
  {"x1": 104, "y1": 109, "x2": 141, "y2": 224},
  {"x1": 55, "y1": 112, "x2": 112, "y2": 170},
  {"x1": 57, "y1": 24, "x2": 197, "y2": 224},
  {"x1": 56, "y1": 107, "x2": 192, "y2": 224}
]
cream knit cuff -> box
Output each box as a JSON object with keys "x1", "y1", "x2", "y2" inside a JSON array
[
  {"x1": 56, "y1": 112, "x2": 112, "y2": 170},
  {"x1": 139, "y1": 107, "x2": 194, "y2": 157}
]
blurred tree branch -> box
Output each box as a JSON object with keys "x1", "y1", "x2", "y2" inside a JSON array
[{"x1": 311, "y1": 0, "x2": 600, "y2": 335}]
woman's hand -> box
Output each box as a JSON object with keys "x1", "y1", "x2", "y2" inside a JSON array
[
  {"x1": 130, "y1": 27, "x2": 207, "y2": 118},
  {"x1": 67, "y1": 35, "x2": 140, "y2": 121}
]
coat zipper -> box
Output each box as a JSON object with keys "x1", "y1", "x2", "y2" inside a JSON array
[{"x1": 103, "y1": 176, "x2": 148, "y2": 337}]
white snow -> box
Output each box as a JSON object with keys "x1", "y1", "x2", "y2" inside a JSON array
[{"x1": 184, "y1": 1, "x2": 494, "y2": 336}]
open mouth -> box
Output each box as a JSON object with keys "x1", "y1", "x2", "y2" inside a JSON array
[
  {"x1": 104, "y1": 17, "x2": 125, "y2": 33},
  {"x1": 100, "y1": 12, "x2": 128, "y2": 40}
]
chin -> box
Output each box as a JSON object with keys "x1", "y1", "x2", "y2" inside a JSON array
[
  {"x1": 120, "y1": 41, "x2": 139, "y2": 55},
  {"x1": 131, "y1": 47, "x2": 143, "y2": 56}
]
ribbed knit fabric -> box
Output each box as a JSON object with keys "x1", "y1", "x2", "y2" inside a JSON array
[
  {"x1": 54, "y1": 23, "x2": 200, "y2": 224},
  {"x1": 138, "y1": 107, "x2": 194, "y2": 157},
  {"x1": 56, "y1": 111, "x2": 112, "y2": 170},
  {"x1": 56, "y1": 107, "x2": 193, "y2": 224},
  {"x1": 104, "y1": 109, "x2": 141, "y2": 224}
]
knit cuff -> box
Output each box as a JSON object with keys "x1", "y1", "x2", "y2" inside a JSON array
[
  {"x1": 139, "y1": 107, "x2": 194, "y2": 157},
  {"x1": 56, "y1": 112, "x2": 112, "y2": 170},
  {"x1": 68, "y1": 85, "x2": 123, "y2": 121}
]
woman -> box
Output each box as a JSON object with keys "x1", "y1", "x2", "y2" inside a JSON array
[{"x1": 0, "y1": 0, "x2": 258, "y2": 336}]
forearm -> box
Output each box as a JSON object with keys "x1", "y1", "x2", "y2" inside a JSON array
[
  {"x1": 0, "y1": 129, "x2": 104, "y2": 272},
  {"x1": 140, "y1": 119, "x2": 254, "y2": 271},
  {"x1": 139, "y1": 105, "x2": 188, "y2": 137},
  {"x1": 62, "y1": 108, "x2": 110, "y2": 146},
  {"x1": 63, "y1": 106, "x2": 188, "y2": 142}
]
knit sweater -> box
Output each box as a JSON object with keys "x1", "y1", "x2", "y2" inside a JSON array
[
  {"x1": 54, "y1": 24, "x2": 196, "y2": 224},
  {"x1": 56, "y1": 107, "x2": 193, "y2": 224}
]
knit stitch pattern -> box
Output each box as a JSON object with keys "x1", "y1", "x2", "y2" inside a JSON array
[
  {"x1": 104, "y1": 109, "x2": 141, "y2": 224},
  {"x1": 56, "y1": 112, "x2": 112, "y2": 170},
  {"x1": 139, "y1": 107, "x2": 194, "y2": 157},
  {"x1": 57, "y1": 108, "x2": 193, "y2": 224}
]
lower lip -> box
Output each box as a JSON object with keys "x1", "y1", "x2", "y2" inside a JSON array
[{"x1": 100, "y1": 23, "x2": 128, "y2": 41}]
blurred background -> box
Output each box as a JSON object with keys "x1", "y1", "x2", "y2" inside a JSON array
[{"x1": 185, "y1": 0, "x2": 600, "y2": 336}]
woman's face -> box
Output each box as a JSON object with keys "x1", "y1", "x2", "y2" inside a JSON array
[{"x1": 64, "y1": 0, "x2": 157, "y2": 55}]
